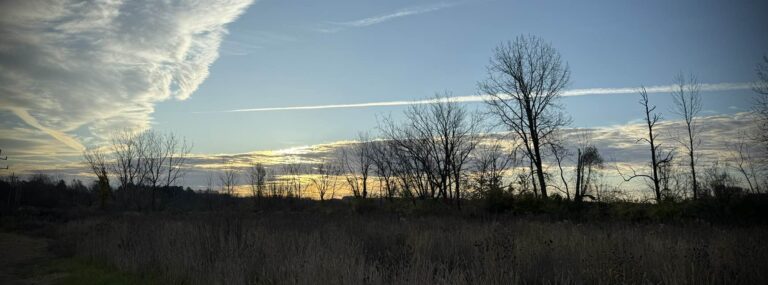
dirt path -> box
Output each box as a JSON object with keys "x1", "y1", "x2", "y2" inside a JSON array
[{"x1": 0, "y1": 232, "x2": 62, "y2": 285}]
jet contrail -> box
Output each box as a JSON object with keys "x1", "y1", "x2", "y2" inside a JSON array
[
  {"x1": 9, "y1": 108, "x2": 85, "y2": 151},
  {"x1": 200, "y1": 82, "x2": 754, "y2": 113}
]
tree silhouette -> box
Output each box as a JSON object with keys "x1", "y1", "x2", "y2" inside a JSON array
[
  {"x1": 620, "y1": 87, "x2": 674, "y2": 202},
  {"x1": 479, "y1": 35, "x2": 571, "y2": 198},
  {"x1": 671, "y1": 73, "x2": 702, "y2": 199}
]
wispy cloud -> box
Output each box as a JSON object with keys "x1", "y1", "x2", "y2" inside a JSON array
[
  {"x1": 319, "y1": 2, "x2": 459, "y2": 33},
  {"x1": 0, "y1": 0, "x2": 254, "y2": 153},
  {"x1": 205, "y1": 82, "x2": 754, "y2": 113}
]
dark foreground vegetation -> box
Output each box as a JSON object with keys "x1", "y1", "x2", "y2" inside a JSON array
[{"x1": 3, "y1": 177, "x2": 768, "y2": 285}]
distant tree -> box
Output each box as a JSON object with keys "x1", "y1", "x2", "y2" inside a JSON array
[
  {"x1": 283, "y1": 162, "x2": 306, "y2": 198},
  {"x1": 311, "y1": 160, "x2": 341, "y2": 201},
  {"x1": 218, "y1": 160, "x2": 239, "y2": 196},
  {"x1": 472, "y1": 140, "x2": 515, "y2": 197},
  {"x1": 341, "y1": 133, "x2": 373, "y2": 198},
  {"x1": 728, "y1": 133, "x2": 762, "y2": 193},
  {"x1": 0, "y1": 148, "x2": 7, "y2": 170},
  {"x1": 83, "y1": 147, "x2": 111, "y2": 209},
  {"x1": 620, "y1": 87, "x2": 674, "y2": 203},
  {"x1": 369, "y1": 141, "x2": 398, "y2": 200},
  {"x1": 575, "y1": 145, "x2": 604, "y2": 202},
  {"x1": 162, "y1": 132, "x2": 192, "y2": 188},
  {"x1": 548, "y1": 137, "x2": 571, "y2": 199},
  {"x1": 110, "y1": 130, "x2": 146, "y2": 191},
  {"x1": 247, "y1": 163, "x2": 267, "y2": 200},
  {"x1": 671, "y1": 73, "x2": 702, "y2": 199},
  {"x1": 479, "y1": 35, "x2": 571, "y2": 198}
]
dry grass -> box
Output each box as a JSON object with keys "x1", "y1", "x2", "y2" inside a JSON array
[{"x1": 56, "y1": 212, "x2": 768, "y2": 285}]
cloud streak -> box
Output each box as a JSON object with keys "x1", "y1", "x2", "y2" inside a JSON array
[
  {"x1": 319, "y1": 2, "x2": 458, "y2": 33},
  {"x1": 206, "y1": 82, "x2": 754, "y2": 113}
]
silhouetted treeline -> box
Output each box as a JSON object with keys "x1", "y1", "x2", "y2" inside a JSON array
[{"x1": 3, "y1": 173, "x2": 768, "y2": 225}]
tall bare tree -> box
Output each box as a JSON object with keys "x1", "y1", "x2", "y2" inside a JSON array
[
  {"x1": 671, "y1": 73, "x2": 702, "y2": 199},
  {"x1": 479, "y1": 35, "x2": 571, "y2": 198},
  {"x1": 620, "y1": 87, "x2": 674, "y2": 202}
]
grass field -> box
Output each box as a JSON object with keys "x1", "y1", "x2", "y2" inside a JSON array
[{"x1": 50, "y1": 210, "x2": 768, "y2": 284}]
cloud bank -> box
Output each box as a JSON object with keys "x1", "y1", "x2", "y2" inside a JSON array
[{"x1": 0, "y1": 0, "x2": 254, "y2": 150}]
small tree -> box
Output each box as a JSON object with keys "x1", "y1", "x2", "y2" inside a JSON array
[
  {"x1": 574, "y1": 145, "x2": 604, "y2": 202},
  {"x1": 472, "y1": 140, "x2": 515, "y2": 197},
  {"x1": 728, "y1": 133, "x2": 763, "y2": 193},
  {"x1": 219, "y1": 160, "x2": 239, "y2": 196},
  {"x1": 311, "y1": 160, "x2": 341, "y2": 201},
  {"x1": 0, "y1": 148, "x2": 7, "y2": 170},
  {"x1": 247, "y1": 163, "x2": 267, "y2": 200},
  {"x1": 83, "y1": 148, "x2": 111, "y2": 209}
]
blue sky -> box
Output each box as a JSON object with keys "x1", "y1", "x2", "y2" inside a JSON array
[
  {"x1": 151, "y1": 0, "x2": 767, "y2": 153},
  {"x1": 0, "y1": 0, "x2": 766, "y2": 186}
]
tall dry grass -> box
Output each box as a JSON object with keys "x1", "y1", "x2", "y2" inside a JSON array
[{"x1": 60, "y1": 213, "x2": 768, "y2": 284}]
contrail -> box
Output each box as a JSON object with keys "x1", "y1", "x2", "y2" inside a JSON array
[
  {"x1": 9, "y1": 108, "x2": 85, "y2": 151},
  {"x1": 200, "y1": 82, "x2": 753, "y2": 113}
]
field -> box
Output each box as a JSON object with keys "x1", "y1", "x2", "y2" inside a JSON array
[{"x1": 32, "y1": 206, "x2": 766, "y2": 285}]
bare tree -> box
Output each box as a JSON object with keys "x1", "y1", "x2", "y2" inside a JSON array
[
  {"x1": 110, "y1": 130, "x2": 145, "y2": 191},
  {"x1": 341, "y1": 133, "x2": 374, "y2": 198},
  {"x1": 311, "y1": 160, "x2": 341, "y2": 201},
  {"x1": 671, "y1": 73, "x2": 702, "y2": 199},
  {"x1": 479, "y1": 35, "x2": 571, "y2": 198},
  {"x1": 548, "y1": 139, "x2": 571, "y2": 199},
  {"x1": 728, "y1": 133, "x2": 763, "y2": 193},
  {"x1": 247, "y1": 162, "x2": 267, "y2": 200},
  {"x1": 619, "y1": 88, "x2": 674, "y2": 202},
  {"x1": 369, "y1": 140, "x2": 398, "y2": 200},
  {"x1": 0, "y1": 148, "x2": 7, "y2": 170},
  {"x1": 163, "y1": 133, "x2": 192, "y2": 188},
  {"x1": 219, "y1": 160, "x2": 239, "y2": 196},
  {"x1": 753, "y1": 56, "x2": 768, "y2": 154},
  {"x1": 83, "y1": 147, "x2": 110, "y2": 209},
  {"x1": 283, "y1": 162, "x2": 306, "y2": 198},
  {"x1": 379, "y1": 94, "x2": 483, "y2": 208},
  {"x1": 472, "y1": 140, "x2": 515, "y2": 197}
]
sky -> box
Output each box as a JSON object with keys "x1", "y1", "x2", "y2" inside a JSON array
[{"x1": 1, "y1": 0, "x2": 767, "y2": 195}]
